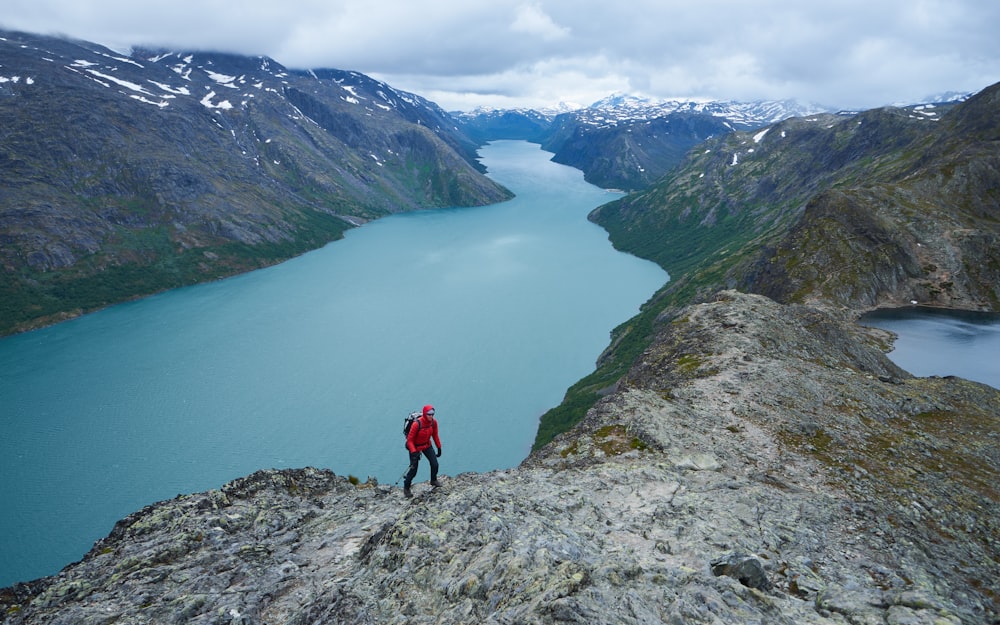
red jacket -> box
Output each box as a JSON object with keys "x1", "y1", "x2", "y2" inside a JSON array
[{"x1": 406, "y1": 415, "x2": 441, "y2": 453}]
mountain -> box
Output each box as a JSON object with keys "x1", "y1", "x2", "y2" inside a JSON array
[
  {"x1": 0, "y1": 30, "x2": 512, "y2": 335},
  {"x1": 451, "y1": 106, "x2": 555, "y2": 145},
  {"x1": 539, "y1": 110, "x2": 734, "y2": 190},
  {"x1": 585, "y1": 93, "x2": 830, "y2": 128},
  {"x1": 589, "y1": 87, "x2": 998, "y2": 311},
  {"x1": 539, "y1": 81, "x2": 999, "y2": 450},
  {"x1": 455, "y1": 95, "x2": 832, "y2": 190}
]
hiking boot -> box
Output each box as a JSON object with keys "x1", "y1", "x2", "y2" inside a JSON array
[
  {"x1": 403, "y1": 486, "x2": 412, "y2": 498},
  {"x1": 430, "y1": 480, "x2": 441, "y2": 487}
]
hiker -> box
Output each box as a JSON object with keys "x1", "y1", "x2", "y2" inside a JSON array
[{"x1": 403, "y1": 404, "x2": 442, "y2": 497}]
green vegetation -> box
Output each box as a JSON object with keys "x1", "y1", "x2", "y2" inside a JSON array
[
  {"x1": 557, "y1": 424, "x2": 648, "y2": 458},
  {"x1": 593, "y1": 424, "x2": 648, "y2": 455},
  {"x1": 0, "y1": 208, "x2": 350, "y2": 336}
]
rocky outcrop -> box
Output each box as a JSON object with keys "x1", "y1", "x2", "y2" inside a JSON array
[{"x1": 4, "y1": 291, "x2": 997, "y2": 624}]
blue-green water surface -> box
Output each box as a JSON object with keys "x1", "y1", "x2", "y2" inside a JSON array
[{"x1": 0, "y1": 141, "x2": 668, "y2": 586}]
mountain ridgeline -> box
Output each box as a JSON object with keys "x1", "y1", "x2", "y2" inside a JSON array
[{"x1": 0, "y1": 30, "x2": 512, "y2": 335}]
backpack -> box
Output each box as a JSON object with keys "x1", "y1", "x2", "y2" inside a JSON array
[{"x1": 403, "y1": 411, "x2": 422, "y2": 437}]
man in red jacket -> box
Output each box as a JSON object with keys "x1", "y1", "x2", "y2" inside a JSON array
[{"x1": 403, "y1": 404, "x2": 442, "y2": 498}]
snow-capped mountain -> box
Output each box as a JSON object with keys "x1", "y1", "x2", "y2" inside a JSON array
[
  {"x1": 582, "y1": 93, "x2": 831, "y2": 130},
  {"x1": 0, "y1": 32, "x2": 454, "y2": 129},
  {"x1": 907, "y1": 90, "x2": 975, "y2": 106},
  {"x1": 458, "y1": 92, "x2": 829, "y2": 132},
  {"x1": 0, "y1": 29, "x2": 510, "y2": 335},
  {"x1": 454, "y1": 93, "x2": 835, "y2": 190}
]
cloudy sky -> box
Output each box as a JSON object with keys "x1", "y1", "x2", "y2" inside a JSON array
[{"x1": 3, "y1": 0, "x2": 998, "y2": 111}]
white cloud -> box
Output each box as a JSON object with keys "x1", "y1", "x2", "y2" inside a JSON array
[
  {"x1": 1, "y1": 0, "x2": 998, "y2": 111},
  {"x1": 510, "y1": 3, "x2": 570, "y2": 41}
]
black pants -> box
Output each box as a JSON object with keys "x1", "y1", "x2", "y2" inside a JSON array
[{"x1": 404, "y1": 447, "x2": 438, "y2": 488}]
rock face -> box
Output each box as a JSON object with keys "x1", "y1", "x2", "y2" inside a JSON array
[{"x1": 4, "y1": 291, "x2": 997, "y2": 624}]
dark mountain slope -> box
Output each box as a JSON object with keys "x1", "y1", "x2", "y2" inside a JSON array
[
  {"x1": 742, "y1": 86, "x2": 1000, "y2": 309},
  {"x1": 590, "y1": 89, "x2": 997, "y2": 309},
  {"x1": 0, "y1": 31, "x2": 511, "y2": 335},
  {"x1": 453, "y1": 108, "x2": 554, "y2": 145},
  {"x1": 540, "y1": 112, "x2": 733, "y2": 190}
]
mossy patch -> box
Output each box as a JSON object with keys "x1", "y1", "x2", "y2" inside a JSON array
[
  {"x1": 558, "y1": 425, "x2": 648, "y2": 458},
  {"x1": 559, "y1": 439, "x2": 581, "y2": 458},
  {"x1": 674, "y1": 354, "x2": 704, "y2": 375},
  {"x1": 593, "y1": 425, "x2": 648, "y2": 456}
]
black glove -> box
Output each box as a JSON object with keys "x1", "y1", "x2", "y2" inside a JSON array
[
  {"x1": 436, "y1": 447, "x2": 442, "y2": 458},
  {"x1": 409, "y1": 451, "x2": 420, "y2": 463}
]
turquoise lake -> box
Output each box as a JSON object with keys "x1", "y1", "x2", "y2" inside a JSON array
[{"x1": 0, "y1": 141, "x2": 669, "y2": 587}]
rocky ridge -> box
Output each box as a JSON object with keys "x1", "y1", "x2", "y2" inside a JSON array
[
  {"x1": 531, "y1": 82, "x2": 998, "y2": 453},
  {"x1": 3, "y1": 291, "x2": 997, "y2": 624}
]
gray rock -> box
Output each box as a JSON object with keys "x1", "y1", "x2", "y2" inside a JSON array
[{"x1": 711, "y1": 553, "x2": 772, "y2": 590}]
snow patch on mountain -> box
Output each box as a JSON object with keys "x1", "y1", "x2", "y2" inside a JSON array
[
  {"x1": 576, "y1": 94, "x2": 832, "y2": 130},
  {"x1": 200, "y1": 90, "x2": 233, "y2": 110}
]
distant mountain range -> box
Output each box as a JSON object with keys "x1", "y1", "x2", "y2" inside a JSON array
[
  {"x1": 0, "y1": 29, "x2": 511, "y2": 335},
  {"x1": 455, "y1": 96, "x2": 832, "y2": 191},
  {"x1": 454, "y1": 92, "x2": 972, "y2": 190},
  {"x1": 561, "y1": 93, "x2": 831, "y2": 128}
]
